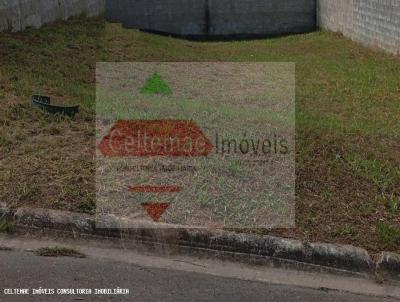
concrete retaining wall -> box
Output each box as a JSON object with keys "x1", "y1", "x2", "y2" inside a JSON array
[
  {"x1": 1, "y1": 0, "x2": 398, "y2": 55},
  {"x1": 106, "y1": 0, "x2": 317, "y2": 37},
  {"x1": 106, "y1": 0, "x2": 206, "y2": 36},
  {"x1": 209, "y1": 0, "x2": 316, "y2": 36},
  {"x1": 0, "y1": 0, "x2": 105, "y2": 32},
  {"x1": 318, "y1": 0, "x2": 400, "y2": 55}
]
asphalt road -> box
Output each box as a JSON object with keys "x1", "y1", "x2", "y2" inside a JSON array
[{"x1": 0, "y1": 248, "x2": 397, "y2": 302}]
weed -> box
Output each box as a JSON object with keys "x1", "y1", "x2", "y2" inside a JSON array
[
  {"x1": 374, "y1": 271, "x2": 385, "y2": 284},
  {"x1": 8, "y1": 41, "x2": 23, "y2": 50},
  {"x1": 377, "y1": 223, "x2": 400, "y2": 249},
  {"x1": 76, "y1": 198, "x2": 96, "y2": 213},
  {"x1": 346, "y1": 156, "x2": 400, "y2": 192},
  {"x1": 62, "y1": 184, "x2": 81, "y2": 200},
  {"x1": 320, "y1": 189, "x2": 334, "y2": 200},
  {"x1": 386, "y1": 195, "x2": 400, "y2": 213},
  {"x1": 0, "y1": 221, "x2": 16, "y2": 234},
  {"x1": 197, "y1": 190, "x2": 212, "y2": 207},
  {"x1": 334, "y1": 224, "x2": 356, "y2": 238},
  {"x1": 228, "y1": 160, "x2": 242, "y2": 176},
  {"x1": 7, "y1": 103, "x2": 26, "y2": 119},
  {"x1": 16, "y1": 183, "x2": 38, "y2": 201}
]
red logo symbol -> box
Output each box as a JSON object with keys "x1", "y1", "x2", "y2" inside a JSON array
[
  {"x1": 98, "y1": 120, "x2": 213, "y2": 157},
  {"x1": 141, "y1": 203, "x2": 170, "y2": 222},
  {"x1": 128, "y1": 185, "x2": 183, "y2": 193}
]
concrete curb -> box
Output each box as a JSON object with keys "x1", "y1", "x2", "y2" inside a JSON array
[
  {"x1": 1, "y1": 203, "x2": 398, "y2": 279},
  {"x1": 377, "y1": 252, "x2": 400, "y2": 280}
]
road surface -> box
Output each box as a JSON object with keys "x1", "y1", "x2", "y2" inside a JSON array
[{"x1": 0, "y1": 235, "x2": 398, "y2": 302}]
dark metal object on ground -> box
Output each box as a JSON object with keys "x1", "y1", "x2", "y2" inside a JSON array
[{"x1": 31, "y1": 95, "x2": 79, "y2": 117}]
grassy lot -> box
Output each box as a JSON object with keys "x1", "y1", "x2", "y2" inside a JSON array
[
  {"x1": 96, "y1": 63, "x2": 295, "y2": 228},
  {"x1": 1, "y1": 18, "x2": 399, "y2": 253}
]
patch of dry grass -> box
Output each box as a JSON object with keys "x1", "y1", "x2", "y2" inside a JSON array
[
  {"x1": 1, "y1": 18, "x2": 399, "y2": 253},
  {"x1": 0, "y1": 18, "x2": 100, "y2": 212}
]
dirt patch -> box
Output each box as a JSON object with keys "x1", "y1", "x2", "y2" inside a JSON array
[{"x1": 34, "y1": 246, "x2": 85, "y2": 258}]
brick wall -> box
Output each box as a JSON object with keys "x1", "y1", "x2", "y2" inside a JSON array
[
  {"x1": 0, "y1": 0, "x2": 105, "y2": 32},
  {"x1": 318, "y1": 0, "x2": 400, "y2": 55}
]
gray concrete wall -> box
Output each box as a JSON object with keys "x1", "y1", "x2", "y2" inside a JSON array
[
  {"x1": 0, "y1": 0, "x2": 105, "y2": 32},
  {"x1": 106, "y1": 0, "x2": 317, "y2": 37},
  {"x1": 318, "y1": 0, "x2": 400, "y2": 55},
  {"x1": 106, "y1": 0, "x2": 207, "y2": 36},
  {"x1": 209, "y1": 0, "x2": 316, "y2": 35}
]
